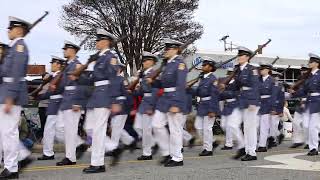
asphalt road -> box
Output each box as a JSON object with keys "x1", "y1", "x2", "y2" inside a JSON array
[{"x1": 5, "y1": 140, "x2": 320, "y2": 180}]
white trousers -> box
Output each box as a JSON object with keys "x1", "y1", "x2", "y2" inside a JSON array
[
  {"x1": 105, "y1": 115, "x2": 128, "y2": 152},
  {"x1": 225, "y1": 108, "x2": 244, "y2": 149},
  {"x1": 182, "y1": 115, "x2": 193, "y2": 142},
  {"x1": 242, "y1": 106, "x2": 260, "y2": 156},
  {"x1": 85, "y1": 108, "x2": 110, "y2": 166},
  {"x1": 0, "y1": 105, "x2": 21, "y2": 172},
  {"x1": 120, "y1": 130, "x2": 135, "y2": 146},
  {"x1": 270, "y1": 115, "x2": 280, "y2": 137},
  {"x1": 152, "y1": 110, "x2": 184, "y2": 162},
  {"x1": 42, "y1": 114, "x2": 65, "y2": 156},
  {"x1": 221, "y1": 115, "x2": 233, "y2": 147},
  {"x1": 194, "y1": 116, "x2": 216, "y2": 151},
  {"x1": 134, "y1": 113, "x2": 154, "y2": 156},
  {"x1": 306, "y1": 111, "x2": 320, "y2": 150},
  {"x1": 61, "y1": 110, "x2": 83, "y2": 162},
  {"x1": 258, "y1": 114, "x2": 271, "y2": 147},
  {"x1": 292, "y1": 112, "x2": 305, "y2": 144}
]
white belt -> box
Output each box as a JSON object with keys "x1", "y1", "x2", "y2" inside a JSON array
[
  {"x1": 144, "y1": 93, "x2": 152, "y2": 97},
  {"x1": 310, "y1": 92, "x2": 320, "y2": 96},
  {"x1": 94, "y1": 80, "x2": 110, "y2": 87},
  {"x1": 164, "y1": 87, "x2": 176, "y2": 93},
  {"x1": 50, "y1": 94, "x2": 63, "y2": 99},
  {"x1": 241, "y1": 86, "x2": 252, "y2": 91},
  {"x1": 65, "y1": 86, "x2": 76, "y2": 91},
  {"x1": 116, "y1": 96, "x2": 127, "y2": 100},
  {"x1": 301, "y1": 98, "x2": 307, "y2": 101},
  {"x1": 201, "y1": 97, "x2": 211, "y2": 101},
  {"x1": 2, "y1": 77, "x2": 25, "y2": 83},
  {"x1": 225, "y1": 98, "x2": 236, "y2": 103},
  {"x1": 261, "y1": 95, "x2": 271, "y2": 99}
]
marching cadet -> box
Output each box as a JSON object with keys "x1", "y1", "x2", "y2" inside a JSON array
[
  {"x1": 220, "y1": 68, "x2": 235, "y2": 150},
  {"x1": 219, "y1": 67, "x2": 246, "y2": 159},
  {"x1": 55, "y1": 40, "x2": 87, "y2": 166},
  {"x1": 290, "y1": 53, "x2": 320, "y2": 156},
  {"x1": 269, "y1": 70, "x2": 285, "y2": 147},
  {"x1": 290, "y1": 65, "x2": 309, "y2": 148},
  {"x1": 82, "y1": 29, "x2": 120, "y2": 173},
  {"x1": 133, "y1": 51, "x2": 159, "y2": 161},
  {"x1": 256, "y1": 63, "x2": 276, "y2": 152},
  {"x1": 0, "y1": 42, "x2": 7, "y2": 167},
  {"x1": 192, "y1": 57, "x2": 220, "y2": 156},
  {"x1": 0, "y1": 16, "x2": 31, "y2": 179},
  {"x1": 182, "y1": 89, "x2": 196, "y2": 149},
  {"x1": 37, "y1": 56, "x2": 65, "y2": 161},
  {"x1": 150, "y1": 39, "x2": 188, "y2": 167},
  {"x1": 104, "y1": 62, "x2": 136, "y2": 165},
  {"x1": 233, "y1": 47, "x2": 260, "y2": 161}
]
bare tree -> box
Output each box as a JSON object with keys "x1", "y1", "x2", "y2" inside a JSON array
[{"x1": 60, "y1": 0, "x2": 203, "y2": 74}]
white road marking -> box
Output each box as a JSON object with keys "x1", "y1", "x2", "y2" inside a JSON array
[{"x1": 252, "y1": 153, "x2": 320, "y2": 171}]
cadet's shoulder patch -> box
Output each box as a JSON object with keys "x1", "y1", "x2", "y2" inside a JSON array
[
  {"x1": 178, "y1": 63, "x2": 186, "y2": 70},
  {"x1": 110, "y1": 58, "x2": 117, "y2": 65},
  {"x1": 16, "y1": 44, "x2": 24, "y2": 53},
  {"x1": 252, "y1": 69, "x2": 258, "y2": 75},
  {"x1": 123, "y1": 80, "x2": 129, "y2": 86},
  {"x1": 213, "y1": 80, "x2": 218, "y2": 86}
]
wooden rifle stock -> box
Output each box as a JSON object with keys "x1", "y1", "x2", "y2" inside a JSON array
[
  {"x1": 49, "y1": 67, "x2": 65, "y2": 92},
  {"x1": 186, "y1": 77, "x2": 200, "y2": 88},
  {"x1": 290, "y1": 68, "x2": 311, "y2": 90},
  {"x1": 29, "y1": 75, "x2": 53, "y2": 97}
]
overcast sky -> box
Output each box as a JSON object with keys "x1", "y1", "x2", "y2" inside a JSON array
[{"x1": 1, "y1": 0, "x2": 320, "y2": 66}]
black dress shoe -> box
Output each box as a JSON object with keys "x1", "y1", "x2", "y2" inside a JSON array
[
  {"x1": 290, "y1": 143, "x2": 304, "y2": 148},
  {"x1": 232, "y1": 148, "x2": 246, "y2": 160},
  {"x1": 256, "y1": 147, "x2": 267, "y2": 152},
  {"x1": 38, "y1": 154, "x2": 55, "y2": 160},
  {"x1": 126, "y1": 141, "x2": 137, "y2": 153},
  {"x1": 152, "y1": 144, "x2": 159, "y2": 155},
  {"x1": 105, "y1": 151, "x2": 113, "y2": 157},
  {"x1": 181, "y1": 148, "x2": 184, "y2": 153},
  {"x1": 164, "y1": 160, "x2": 183, "y2": 167},
  {"x1": 304, "y1": 145, "x2": 309, "y2": 149},
  {"x1": 241, "y1": 154, "x2": 257, "y2": 161},
  {"x1": 83, "y1": 165, "x2": 106, "y2": 174},
  {"x1": 212, "y1": 141, "x2": 220, "y2": 151},
  {"x1": 137, "y1": 155, "x2": 152, "y2": 161},
  {"x1": 199, "y1": 150, "x2": 213, "y2": 156},
  {"x1": 267, "y1": 137, "x2": 278, "y2": 149},
  {"x1": 307, "y1": 149, "x2": 319, "y2": 156},
  {"x1": 56, "y1": 158, "x2": 76, "y2": 166},
  {"x1": 278, "y1": 134, "x2": 285, "y2": 145},
  {"x1": 159, "y1": 155, "x2": 171, "y2": 165},
  {"x1": 221, "y1": 146, "x2": 233, "y2": 150},
  {"x1": 0, "y1": 168, "x2": 18, "y2": 179},
  {"x1": 188, "y1": 137, "x2": 196, "y2": 148},
  {"x1": 110, "y1": 148, "x2": 124, "y2": 166},
  {"x1": 19, "y1": 157, "x2": 34, "y2": 170},
  {"x1": 76, "y1": 143, "x2": 90, "y2": 159}
]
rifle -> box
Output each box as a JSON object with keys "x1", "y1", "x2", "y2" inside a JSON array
[
  {"x1": 148, "y1": 37, "x2": 198, "y2": 82},
  {"x1": 271, "y1": 56, "x2": 279, "y2": 65},
  {"x1": 27, "y1": 11, "x2": 49, "y2": 34},
  {"x1": 29, "y1": 74, "x2": 53, "y2": 97},
  {"x1": 0, "y1": 44, "x2": 9, "y2": 64},
  {"x1": 290, "y1": 66, "x2": 311, "y2": 91},
  {"x1": 71, "y1": 35, "x2": 128, "y2": 77},
  {"x1": 219, "y1": 39, "x2": 272, "y2": 90},
  {"x1": 49, "y1": 36, "x2": 89, "y2": 91}
]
